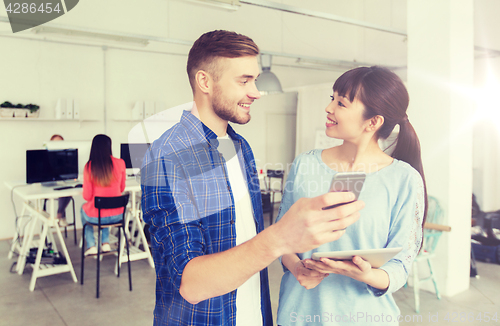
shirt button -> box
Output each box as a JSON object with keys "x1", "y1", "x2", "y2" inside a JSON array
[
  {"x1": 230, "y1": 220, "x2": 235, "y2": 224},
  {"x1": 227, "y1": 185, "x2": 230, "y2": 191}
]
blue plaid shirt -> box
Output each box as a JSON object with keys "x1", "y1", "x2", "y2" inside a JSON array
[{"x1": 141, "y1": 110, "x2": 273, "y2": 326}]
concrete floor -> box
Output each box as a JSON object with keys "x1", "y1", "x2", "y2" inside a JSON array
[
  {"x1": 1, "y1": 216, "x2": 499, "y2": 326},
  {"x1": 0, "y1": 232, "x2": 156, "y2": 326}
]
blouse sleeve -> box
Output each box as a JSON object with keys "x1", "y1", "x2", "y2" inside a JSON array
[
  {"x1": 368, "y1": 169, "x2": 425, "y2": 296},
  {"x1": 119, "y1": 158, "x2": 126, "y2": 192}
]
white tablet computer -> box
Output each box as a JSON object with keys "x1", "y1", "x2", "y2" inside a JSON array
[{"x1": 311, "y1": 247, "x2": 402, "y2": 268}]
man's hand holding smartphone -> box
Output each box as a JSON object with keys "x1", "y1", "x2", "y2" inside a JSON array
[
  {"x1": 323, "y1": 172, "x2": 366, "y2": 210},
  {"x1": 271, "y1": 176, "x2": 365, "y2": 255}
]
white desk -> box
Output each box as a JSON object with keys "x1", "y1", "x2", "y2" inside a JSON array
[
  {"x1": 5, "y1": 178, "x2": 153, "y2": 291},
  {"x1": 5, "y1": 181, "x2": 80, "y2": 291}
]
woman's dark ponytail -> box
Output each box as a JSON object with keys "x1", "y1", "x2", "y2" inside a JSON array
[
  {"x1": 392, "y1": 120, "x2": 428, "y2": 227},
  {"x1": 392, "y1": 119, "x2": 423, "y2": 181}
]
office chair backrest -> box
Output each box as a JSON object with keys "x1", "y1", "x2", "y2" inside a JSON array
[
  {"x1": 267, "y1": 169, "x2": 284, "y2": 179},
  {"x1": 95, "y1": 194, "x2": 130, "y2": 212},
  {"x1": 266, "y1": 169, "x2": 285, "y2": 192},
  {"x1": 423, "y1": 196, "x2": 444, "y2": 253}
]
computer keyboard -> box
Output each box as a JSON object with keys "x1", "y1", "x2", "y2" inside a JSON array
[
  {"x1": 54, "y1": 184, "x2": 83, "y2": 191},
  {"x1": 54, "y1": 186, "x2": 73, "y2": 191}
]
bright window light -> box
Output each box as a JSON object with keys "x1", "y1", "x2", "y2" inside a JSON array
[{"x1": 475, "y1": 70, "x2": 500, "y2": 123}]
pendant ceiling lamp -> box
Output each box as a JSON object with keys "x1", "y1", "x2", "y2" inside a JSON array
[{"x1": 256, "y1": 54, "x2": 283, "y2": 95}]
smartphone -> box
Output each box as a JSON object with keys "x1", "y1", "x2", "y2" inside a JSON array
[{"x1": 323, "y1": 172, "x2": 366, "y2": 210}]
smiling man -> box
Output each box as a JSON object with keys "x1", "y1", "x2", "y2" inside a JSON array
[{"x1": 141, "y1": 30, "x2": 364, "y2": 326}]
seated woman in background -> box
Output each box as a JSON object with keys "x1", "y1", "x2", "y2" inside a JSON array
[
  {"x1": 275, "y1": 66, "x2": 427, "y2": 326},
  {"x1": 81, "y1": 134, "x2": 126, "y2": 256}
]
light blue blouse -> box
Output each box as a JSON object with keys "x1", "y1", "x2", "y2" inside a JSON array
[{"x1": 275, "y1": 149, "x2": 424, "y2": 326}]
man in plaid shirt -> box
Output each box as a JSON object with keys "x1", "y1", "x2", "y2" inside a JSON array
[{"x1": 141, "y1": 30, "x2": 364, "y2": 326}]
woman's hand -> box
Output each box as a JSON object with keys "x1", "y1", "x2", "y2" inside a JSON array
[
  {"x1": 292, "y1": 260, "x2": 329, "y2": 290},
  {"x1": 302, "y1": 256, "x2": 374, "y2": 284}
]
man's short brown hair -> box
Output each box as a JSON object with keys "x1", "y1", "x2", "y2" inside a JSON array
[{"x1": 187, "y1": 30, "x2": 259, "y2": 91}]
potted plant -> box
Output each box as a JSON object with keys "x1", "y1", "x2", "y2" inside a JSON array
[
  {"x1": 0, "y1": 101, "x2": 15, "y2": 117},
  {"x1": 0, "y1": 101, "x2": 40, "y2": 118},
  {"x1": 24, "y1": 104, "x2": 40, "y2": 118}
]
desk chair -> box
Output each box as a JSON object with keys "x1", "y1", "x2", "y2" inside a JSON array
[
  {"x1": 411, "y1": 196, "x2": 445, "y2": 313},
  {"x1": 471, "y1": 193, "x2": 500, "y2": 243},
  {"x1": 261, "y1": 169, "x2": 284, "y2": 224},
  {"x1": 81, "y1": 194, "x2": 132, "y2": 298}
]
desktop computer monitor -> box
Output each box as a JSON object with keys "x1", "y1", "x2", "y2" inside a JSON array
[
  {"x1": 43, "y1": 140, "x2": 91, "y2": 174},
  {"x1": 26, "y1": 149, "x2": 79, "y2": 184},
  {"x1": 120, "y1": 143, "x2": 150, "y2": 170}
]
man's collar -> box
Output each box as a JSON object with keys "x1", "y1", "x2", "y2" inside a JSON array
[
  {"x1": 180, "y1": 110, "x2": 217, "y2": 143},
  {"x1": 226, "y1": 124, "x2": 242, "y2": 141}
]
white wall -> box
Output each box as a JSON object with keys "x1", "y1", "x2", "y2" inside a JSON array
[
  {"x1": 0, "y1": 43, "x2": 195, "y2": 238},
  {"x1": 0, "y1": 38, "x2": 105, "y2": 237},
  {"x1": 291, "y1": 81, "x2": 345, "y2": 156},
  {"x1": 232, "y1": 92, "x2": 298, "y2": 172},
  {"x1": 0, "y1": 0, "x2": 408, "y2": 240}
]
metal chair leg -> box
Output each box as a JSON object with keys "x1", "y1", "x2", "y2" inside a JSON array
[
  {"x1": 427, "y1": 259, "x2": 441, "y2": 300},
  {"x1": 96, "y1": 227, "x2": 101, "y2": 299},
  {"x1": 81, "y1": 224, "x2": 86, "y2": 285},
  {"x1": 412, "y1": 261, "x2": 420, "y2": 313},
  {"x1": 117, "y1": 225, "x2": 121, "y2": 278},
  {"x1": 470, "y1": 245, "x2": 479, "y2": 278}
]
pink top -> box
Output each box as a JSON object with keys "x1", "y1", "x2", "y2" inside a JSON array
[{"x1": 82, "y1": 156, "x2": 126, "y2": 218}]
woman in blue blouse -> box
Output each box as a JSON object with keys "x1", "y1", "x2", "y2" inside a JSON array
[{"x1": 276, "y1": 66, "x2": 428, "y2": 326}]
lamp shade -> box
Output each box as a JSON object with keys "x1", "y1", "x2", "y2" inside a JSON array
[
  {"x1": 256, "y1": 54, "x2": 283, "y2": 95},
  {"x1": 256, "y1": 70, "x2": 283, "y2": 95}
]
